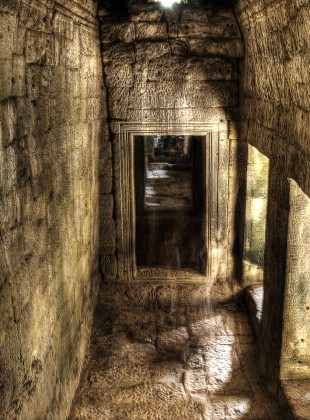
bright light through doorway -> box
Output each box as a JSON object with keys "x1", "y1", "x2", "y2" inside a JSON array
[{"x1": 161, "y1": 0, "x2": 177, "y2": 7}]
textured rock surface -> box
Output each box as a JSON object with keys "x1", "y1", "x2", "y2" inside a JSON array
[
  {"x1": 235, "y1": 0, "x2": 310, "y2": 394},
  {"x1": 243, "y1": 145, "x2": 269, "y2": 284},
  {"x1": 0, "y1": 0, "x2": 103, "y2": 417},
  {"x1": 69, "y1": 279, "x2": 286, "y2": 419},
  {"x1": 281, "y1": 180, "x2": 310, "y2": 380}
]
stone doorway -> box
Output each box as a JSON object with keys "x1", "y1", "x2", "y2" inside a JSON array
[
  {"x1": 115, "y1": 122, "x2": 224, "y2": 281},
  {"x1": 134, "y1": 135, "x2": 206, "y2": 273}
]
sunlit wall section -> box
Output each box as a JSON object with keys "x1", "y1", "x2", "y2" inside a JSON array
[
  {"x1": 243, "y1": 145, "x2": 270, "y2": 286},
  {"x1": 281, "y1": 180, "x2": 310, "y2": 380}
]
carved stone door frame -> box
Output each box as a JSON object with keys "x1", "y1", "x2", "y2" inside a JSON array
[{"x1": 116, "y1": 122, "x2": 220, "y2": 282}]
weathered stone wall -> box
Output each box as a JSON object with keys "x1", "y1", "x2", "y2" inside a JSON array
[
  {"x1": 243, "y1": 145, "x2": 269, "y2": 286},
  {"x1": 281, "y1": 180, "x2": 310, "y2": 380},
  {"x1": 0, "y1": 0, "x2": 103, "y2": 417},
  {"x1": 235, "y1": 0, "x2": 310, "y2": 391},
  {"x1": 98, "y1": 1, "x2": 244, "y2": 290}
]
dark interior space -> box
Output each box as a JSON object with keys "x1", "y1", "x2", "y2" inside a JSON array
[{"x1": 135, "y1": 135, "x2": 205, "y2": 272}]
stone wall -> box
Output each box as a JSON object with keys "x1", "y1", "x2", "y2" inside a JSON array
[
  {"x1": 0, "y1": 0, "x2": 103, "y2": 417},
  {"x1": 281, "y1": 180, "x2": 310, "y2": 380},
  {"x1": 98, "y1": 1, "x2": 244, "y2": 293},
  {"x1": 235, "y1": 0, "x2": 310, "y2": 391},
  {"x1": 243, "y1": 145, "x2": 269, "y2": 286}
]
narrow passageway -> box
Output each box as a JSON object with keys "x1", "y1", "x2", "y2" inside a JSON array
[
  {"x1": 0, "y1": 0, "x2": 309, "y2": 417},
  {"x1": 69, "y1": 279, "x2": 282, "y2": 419}
]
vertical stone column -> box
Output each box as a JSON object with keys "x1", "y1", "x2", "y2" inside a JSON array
[{"x1": 281, "y1": 180, "x2": 310, "y2": 380}]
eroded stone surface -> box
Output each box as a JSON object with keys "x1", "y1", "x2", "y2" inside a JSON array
[
  {"x1": 235, "y1": 0, "x2": 310, "y2": 398},
  {"x1": 0, "y1": 1, "x2": 103, "y2": 418},
  {"x1": 281, "y1": 181, "x2": 310, "y2": 380}
]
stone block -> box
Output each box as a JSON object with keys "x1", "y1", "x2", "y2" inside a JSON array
[
  {"x1": 18, "y1": 0, "x2": 51, "y2": 31},
  {"x1": 101, "y1": 219, "x2": 116, "y2": 254},
  {"x1": 126, "y1": 107, "x2": 226, "y2": 124},
  {"x1": 25, "y1": 65, "x2": 40, "y2": 100},
  {"x1": 186, "y1": 349, "x2": 205, "y2": 369},
  {"x1": 186, "y1": 57, "x2": 238, "y2": 81},
  {"x1": 0, "y1": 13, "x2": 15, "y2": 59},
  {"x1": 80, "y1": 27, "x2": 97, "y2": 56},
  {"x1": 130, "y1": 3, "x2": 163, "y2": 22},
  {"x1": 25, "y1": 30, "x2": 55, "y2": 65},
  {"x1": 0, "y1": 144, "x2": 17, "y2": 194},
  {"x1": 13, "y1": 25, "x2": 26, "y2": 56},
  {"x1": 189, "y1": 314, "x2": 227, "y2": 339},
  {"x1": 0, "y1": 59, "x2": 13, "y2": 100},
  {"x1": 209, "y1": 396, "x2": 268, "y2": 419},
  {"x1": 101, "y1": 22, "x2": 135, "y2": 44},
  {"x1": 184, "y1": 369, "x2": 207, "y2": 394},
  {"x1": 100, "y1": 194, "x2": 114, "y2": 218},
  {"x1": 101, "y1": 254, "x2": 117, "y2": 280},
  {"x1": 136, "y1": 42, "x2": 170, "y2": 62},
  {"x1": 100, "y1": 139, "x2": 112, "y2": 160},
  {"x1": 38, "y1": 66, "x2": 52, "y2": 96},
  {"x1": 109, "y1": 120, "x2": 122, "y2": 134},
  {"x1": 66, "y1": 36, "x2": 81, "y2": 69},
  {"x1": 228, "y1": 120, "x2": 238, "y2": 140},
  {"x1": 127, "y1": 343, "x2": 157, "y2": 364},
  {"x1": 100, "y1": 174, "x2": 113, "y2": 194},
  {"x1": 169, "y1": 39, "x2": 188, "y2": 55},
  {"x1": 102, "y1": 43, "x2": 136, "y2": 66},
  {"x1": 146, "y1": 56, "x2": 187, "y2": 81},
  {"x1": 104, "y1": 64, "x2": 134, "y2": 88},
  {"x1": 53, "y1": 11, "x2": 74, "y2": 39},
  {"x1": 167, "y1": 8, "x2": 241, "y2": 39},
  {"x1": 147, "y1": 56, "x2": 237, "y2": 82},
  {"x1": 188, "y1": 38, "x2": 244, "y2": 58},
  {"x1": 156, "y1": 327, "x2": 189, "y2": 353},
  {"x1": 204, "y1": 344, "x2": 239, "y2": 392},
  {"x1": 1, "y1": 99, "x2": 17, "y2": 146},
  {"x1": 11, "y1": 55, "x2": 26, "y2": 97},
  {"x1": 15, "y1": 97, "x2": 33, "y2": 138},
  {"x1": 108, "y1": 87, "x2": 130, "y2": 119},
  {"x1": 127, "y1": 80, "x2": 238, "y2": 110},
  {"x1": 135, "y1": 22, "x2": 167, "y2": 41},
  {"x1": 54, "y1": 34, "x2": 67, "y2": 67}
]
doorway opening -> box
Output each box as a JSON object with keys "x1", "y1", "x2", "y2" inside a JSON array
[{"x1": 134, "y1": 135, "x2": 206, "y2": 274}]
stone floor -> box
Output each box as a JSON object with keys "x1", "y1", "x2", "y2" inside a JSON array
[{"x1": 69, "y1": 279, "x2": 284, "y2": 419}]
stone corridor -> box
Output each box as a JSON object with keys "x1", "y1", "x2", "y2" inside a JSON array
[
  {"x1": 69, "y1": 279, "x2": 283, "y2": 419},
  {"x1": 0, "y1": 0, "x2": 309, "y2": 417}
]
